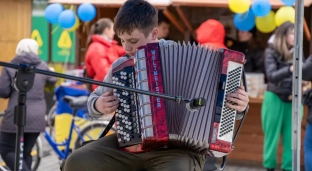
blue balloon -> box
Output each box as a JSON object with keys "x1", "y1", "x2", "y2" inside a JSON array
[
  {"x1": 234, "y1": 10, "x2": 255, "y2": 31},
  {"x1": 251, "y1": 0, "x2": 271, "y2": 17},
  {"x1": 77, "y1": 3, "x2": 96, "y2": 22},
  {"x1": 58, "y1": 10, "x2": 76, "y2": 29},
  {"x1": 282, "y1": 0, "x2": 295, "y2": 6},
  {"x1": 44, "y1": 3, "x2": 64, "y2": 24}
]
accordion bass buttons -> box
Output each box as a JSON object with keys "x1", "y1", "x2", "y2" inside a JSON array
[{"x1": 112, "y1": 66, "x2": 142, "y2": 147}]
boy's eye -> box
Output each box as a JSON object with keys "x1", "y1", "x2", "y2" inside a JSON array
[{"x1": 130, "y1": 41, "x2": 138, "y2": 44}]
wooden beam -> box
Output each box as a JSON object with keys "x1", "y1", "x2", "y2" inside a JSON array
[
  {"x1": 175, "y1": 6, "x2": 196, "y2": 39},
  {"x1": 304, "y1": 18, "x2": 311, "y2": 40},
  {"x1": 162, "y1": 9, "x2": 185, "y2": 34}
]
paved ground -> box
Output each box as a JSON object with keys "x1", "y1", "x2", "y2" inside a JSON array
[{"x1": 36, "y1": 134, "x2": 271, "y2": 171}]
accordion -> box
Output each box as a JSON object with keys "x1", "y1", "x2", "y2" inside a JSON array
[{"x1": 112, "y1": 41, "x2": 245, "y2": 157}]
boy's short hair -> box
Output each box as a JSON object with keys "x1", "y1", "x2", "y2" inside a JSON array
[{"x1": 114, "y1": 0, "x2": 158, "y2": 37}]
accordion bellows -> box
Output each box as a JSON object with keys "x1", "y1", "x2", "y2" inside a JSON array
[{"x1": 112, "y1": 41, "x2": 245, "y2": 156}]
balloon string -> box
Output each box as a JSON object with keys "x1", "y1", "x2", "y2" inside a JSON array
[
  {"x1": 51, "y1": 25, "x2": 59, "y2": 34},
  {"x1": 83, "y1": 22, "x2": 89, "y2": 33},
  {"x1": 69, "y1": 5, "x2": 74, "y2": 10},
  {"x1": 240, "y1": 9, "x2": 250, "y2": 21}
]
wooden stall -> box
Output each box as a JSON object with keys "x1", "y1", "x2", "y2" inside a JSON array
[
  {"x1": 169, "y1": 0, "x2": 312, "y2": 167},
  {"x1": 0, "y1": 0, "x2": 32, "y2": 112},
  {"x1": 49, "y1": 0, "x2": 312, "y2": 167}
]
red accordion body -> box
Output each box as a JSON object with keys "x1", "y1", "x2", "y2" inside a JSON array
[{"x1": 112, "y1": 42, "x2": 245, "y2": 157}]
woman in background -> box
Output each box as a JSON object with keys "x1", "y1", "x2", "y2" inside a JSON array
[
  {"x1": 0, "y1": 38, "x2": 57, "y2": 171},
  {"x1": 261, "y1": 22, "x2": 296, "y2": 171},
  {"x1": 85, "y1": 18, "x2": 125, "y2": 91}
]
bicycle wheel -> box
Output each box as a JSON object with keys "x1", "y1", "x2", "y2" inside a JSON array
[{"x1": 74, "y1": 122, "x2": 116, "y2": 149}]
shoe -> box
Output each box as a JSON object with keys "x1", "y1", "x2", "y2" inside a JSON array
[{"x1": 267, "y1": 169, "x2": 274, "y2": 171}]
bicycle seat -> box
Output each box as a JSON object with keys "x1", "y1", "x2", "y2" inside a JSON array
[{"x1": 63, "y1": 95, "x2": 88, "y2": 108}]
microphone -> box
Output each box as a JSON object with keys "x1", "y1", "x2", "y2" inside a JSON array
[{"x1": 186, "y1": 98, "x2": 207, "y2": 112}]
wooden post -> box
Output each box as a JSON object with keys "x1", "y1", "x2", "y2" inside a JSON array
[
  {"x1": 175, "y1": 6, "x2": 196, "y2": 39},
  {"x1": 163, "y1": 9, "x2": 185, "y2": 34}
]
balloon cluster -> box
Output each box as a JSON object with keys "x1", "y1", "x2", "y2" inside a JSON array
[
  {"x1": 228, "y1": 0, "x2": 295, "y2": 33},
  {"x1": 44, "y1": 3, "x2": 96, "y2": 31}
]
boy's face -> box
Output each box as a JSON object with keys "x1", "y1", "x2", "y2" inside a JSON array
[{"x1": 118, "y1": 28, "x2": 158, "y2": 57}]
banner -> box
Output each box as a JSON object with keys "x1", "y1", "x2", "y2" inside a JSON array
[
  {"x1": 31, "y1": 16, "x2": 49, "y2": 61},
  {"x1": 52, "y1": 25, "x2": 76, "y2": 63}
]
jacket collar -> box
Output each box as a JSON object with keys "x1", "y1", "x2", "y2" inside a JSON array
[{"x1": 91, "y1": 35, "x2": 118, "y2": 47}]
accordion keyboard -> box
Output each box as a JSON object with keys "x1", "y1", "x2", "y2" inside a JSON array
[
  {"x1": 112, "y1": 66, "x2": 141, "y2": 147},
  {"x1": 218, "y1": 61, "x2": 243, "y2": 142}
]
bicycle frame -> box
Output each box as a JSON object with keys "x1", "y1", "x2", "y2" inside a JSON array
[
  {"x1": 44, "y1": 106, "x2": 89, "y2": 160},
  {"x1": 44, "y1": 115, "x2": 85, "y2": 160}
]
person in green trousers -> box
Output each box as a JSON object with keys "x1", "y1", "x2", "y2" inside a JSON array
[{"x1": 261, "y1": 22, "x2": 302, "y2": 171}]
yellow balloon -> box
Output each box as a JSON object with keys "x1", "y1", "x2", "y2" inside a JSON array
[
  {"x1": 228, "y1": 0, "x2": 251, "y2": 14},
  {"x1": 66, "y1": 16, "x2": 80, "y2": 32},
  {"x1": 256, "y1": 11, "x2": 276, "y2": 33},
  {"x1": 275, "y1": 6, "x2": 295, "y2": 27}
]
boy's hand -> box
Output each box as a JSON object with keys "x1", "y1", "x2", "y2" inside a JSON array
[
  {"x1": 95, "y1": 91, "x2": 119, "y2": 114},
  {"x1": 226, "y1": 86, "x2": 249, "y2": 112}
]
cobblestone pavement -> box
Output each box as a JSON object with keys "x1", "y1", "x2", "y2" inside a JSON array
[{"x1": 36, "y1": 134, "x2": 273, "y2": 171}]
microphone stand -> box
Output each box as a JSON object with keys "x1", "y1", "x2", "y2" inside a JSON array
[{"x1": 0, "y1": 61, "x2": 205, "y2": 171}]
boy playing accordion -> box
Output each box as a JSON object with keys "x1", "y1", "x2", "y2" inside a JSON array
[{"x1": 62, "y1": 0, "x2": 249, "y2": 170}]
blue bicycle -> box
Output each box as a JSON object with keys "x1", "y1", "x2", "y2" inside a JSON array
[{"x1": 44, "y1": 95, "x2": 116, "y2": 161}]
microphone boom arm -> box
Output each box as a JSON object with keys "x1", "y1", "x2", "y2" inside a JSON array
[
  {"x1": 0, "y1": 61, "x2": 207, "y2": 171},
  {"x1": 0, "y1": 62, "x2": 205, "y2": 104}
]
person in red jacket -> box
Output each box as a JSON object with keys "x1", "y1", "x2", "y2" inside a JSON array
[
  {"x1": 85, "y1": 18, "x2": 125, "y2": 91},
  {"x1": 196, "y1": 19, "x2": 227, "y2": 49}
]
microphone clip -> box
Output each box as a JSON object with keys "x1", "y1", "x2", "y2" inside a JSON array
[{"x1": 186, "y1": 98, "x2": 207, "y2": 112}]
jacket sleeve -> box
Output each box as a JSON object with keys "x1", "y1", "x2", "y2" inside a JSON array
[
  {"x1": 264, "y1": 48, "x2": 291, "y2": 82},
  {"x1": 87, "y1": 67, "x2": 113, "y2": 119},
  {"x1": 0, "y1": 68, "x2": 13, "y2": 98},
  {"x1": 302, "y1": 56, "x2": 312, "y2": 81},
  {"x1": 235, "y1": 105, "x2": 249, "y2": 120},
  {"x1": 41, "y1": 62, "x2": 58, "y2": 86},
  {"x1": 89, "y1": 44, "x2": 110, "y2": 82}
]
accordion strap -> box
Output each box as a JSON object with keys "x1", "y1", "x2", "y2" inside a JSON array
[{"x1": 99, "y1": 114, "x2": 116, "y2": 138}]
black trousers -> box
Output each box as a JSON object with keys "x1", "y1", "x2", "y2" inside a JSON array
[
  {"x1": 63, "y1": 133, "x2": 205, "y2": 171},
  {"x1": 0, "y1": 132, "x2": 39, "y2": 171}
]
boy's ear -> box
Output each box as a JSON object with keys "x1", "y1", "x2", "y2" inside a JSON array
[{"x1": 152, "y1": 28, "x2": 159, "y2": 40}]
